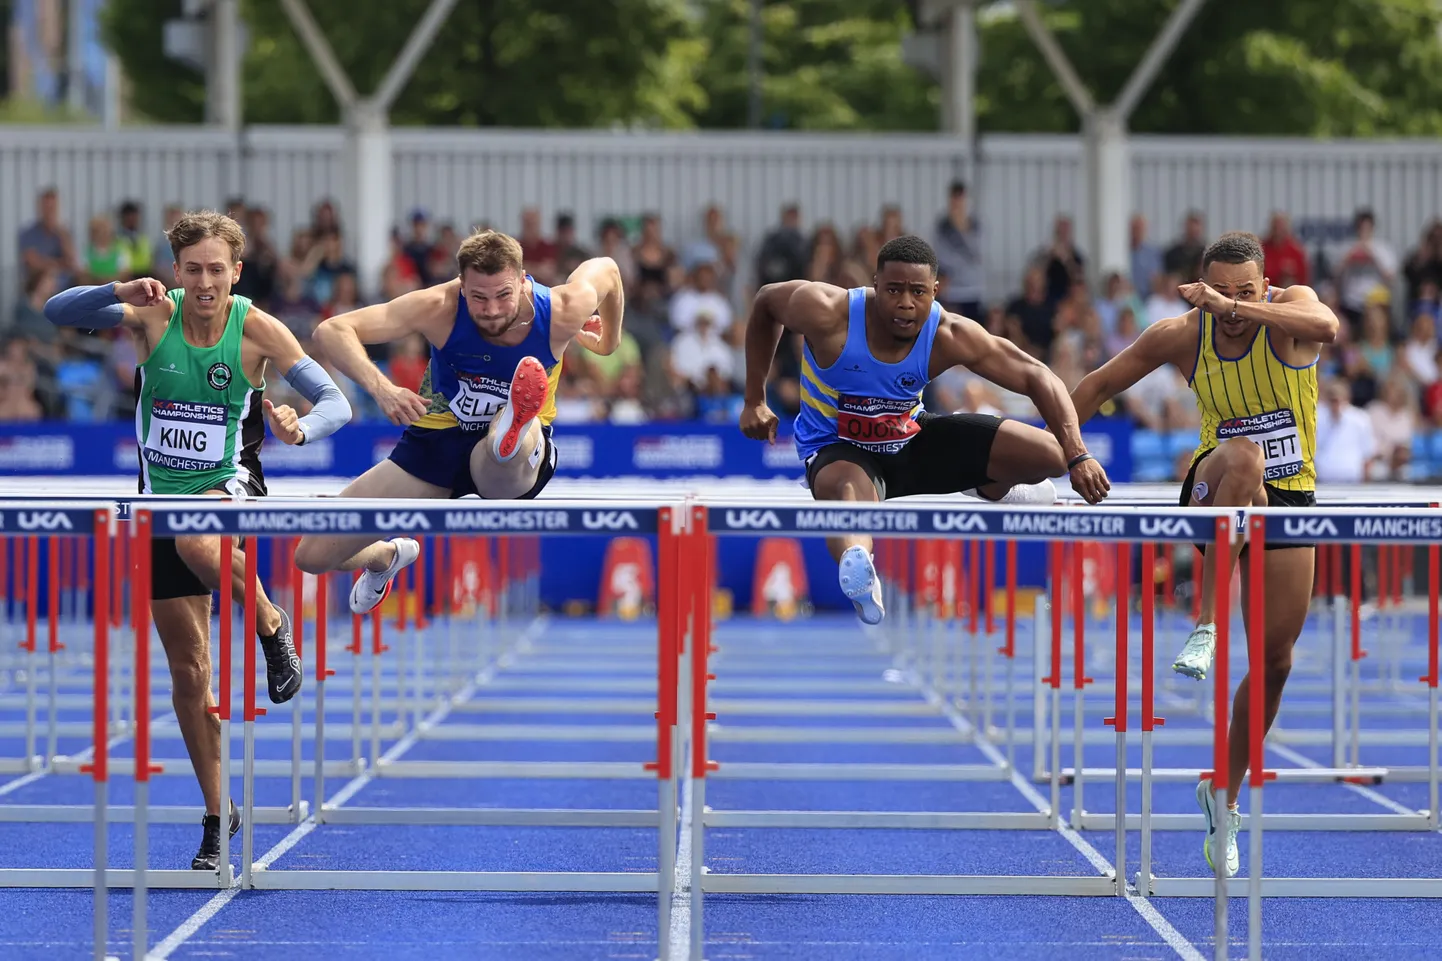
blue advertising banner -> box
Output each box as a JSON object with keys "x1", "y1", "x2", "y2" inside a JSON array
[{"x1": 0, "y1": 418, "x2": 1134, "y2": 483}]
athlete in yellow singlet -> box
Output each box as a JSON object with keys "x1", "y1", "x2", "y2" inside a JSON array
[{"x1": 1070, "y1": 231, "x2": 1339, "y2": 878}]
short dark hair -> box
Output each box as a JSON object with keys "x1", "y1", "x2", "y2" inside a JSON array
[
  {"x1": 876, "y1": 235, "x2": 938, "y2": 276},
  {"x1": 1201, "y1": 231, "x2": 1265, "y2": 273}
]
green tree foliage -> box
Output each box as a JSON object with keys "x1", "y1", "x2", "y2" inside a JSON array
[
  {"x1": 976, "y1": 0, "x2": 1442, "y2": 136},
  {"x1": 102, "y1": 0, "x2": 697, "y2": 126},
  {"x1": 100, "y1": 0, "x2": 1442, "y2": 136}
]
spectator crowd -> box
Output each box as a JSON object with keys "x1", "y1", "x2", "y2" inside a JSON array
[{"x1": 7, "y1": 182, "x2": 1442, "y2": 484}]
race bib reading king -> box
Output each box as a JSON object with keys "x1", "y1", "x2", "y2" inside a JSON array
[
  {"x1": 1215, "y1": 409, "x2": 1303, "y2": 481},
  {"x1": 836, "y1": 395, "x2": 921, "y2": 454},
  {"x1": 448, "y1": 373, "x2": 511, "y2": 430},
  {"x1": 143, "y1": 399, "x2": 228, "y2": 471}
]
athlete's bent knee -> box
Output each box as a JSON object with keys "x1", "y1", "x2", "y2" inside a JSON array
[
  {"x1": 814, "y1": 464, "x2": 876, "y2": 502},
  {"x1": 1261, "y1": 651, "x2": 1293, "y2": 692},
  {"x1": 173, "y1": 535, "x2": 215, "y2": 574},
  {"x1": 1213, "y1": 438, "x2": 1265, "y2": 490},
  {"x1": 169, "y1": 657, "x2": 210, "y2": 701},
  {"x1": 292, "y1": 538, "x2": 331, "y2": 576}
]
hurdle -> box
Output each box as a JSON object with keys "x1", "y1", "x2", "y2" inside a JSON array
[{"x1": 121, "y1": 498, "x2": 687, "y2": 960}]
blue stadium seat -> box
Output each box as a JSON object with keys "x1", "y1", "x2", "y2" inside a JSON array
[
  {"x1": 1164, "y1": 429, "x2": 1201, "y2": 461},
  {"x1": 1130, "y1": 429, "x2": 1171, "y2": 482}
]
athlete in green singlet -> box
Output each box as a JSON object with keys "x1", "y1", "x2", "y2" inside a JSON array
[{"x1": 45, "y1": 210, "x2": 352, "y2": 871}]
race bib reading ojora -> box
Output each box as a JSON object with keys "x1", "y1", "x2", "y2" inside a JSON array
[
  {"x1": 144, "y1": 399, "x2": 228, "y2": 471},
  {"x1": 1215, "y1": 409, "x2": 1302, "y2": 481},
  {"x1": 836, "y1": 395, "x2": 921, "y2": 454}
]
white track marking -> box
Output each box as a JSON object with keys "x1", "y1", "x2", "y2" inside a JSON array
[
  {"x1": 667, "y1": 763, "x2": 694, "y2": 961},
  {"x1": 148, "y1": 622, "x2": 539, "y2": 961},
  {"x1": 911, "y1": 670, "x2": 1208, "y2": 961},
  {"x1": 0, "y1": 710, "x2": 178, "y2": 797}
]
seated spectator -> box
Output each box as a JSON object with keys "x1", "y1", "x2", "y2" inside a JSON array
[
  {"x1": 234, "y1": 206, "x2": 279, "y2": 307},
  {"x1": 1105, "y1": 305, "x2": 1140, "y2": 359},
  {"x1": 551, "y1": 364, "x2": 605, "y2": 423},
  {"x1": 669, "y1": 261, "x2": 733, "y2": 336},
  {"x1": 306, "y1": 230, "x2": 355, "y2": 306},
  {"x1": 1004, "y1": 266, "x2": 1054, "y2": 357},
  {"x1": 583, "y1": 329, "x2": 643, "y2": 394},
  {"x1": 1367, "y1": 373, "x2": 1416, "y2": 481},
  {"x1": 554, "y1": 213, "x2": 592, "y2": 280},
  {"x1": 668, "y1": 312, "x2": 734, "y2": 390},
  {"x1": 1143, "y1": 272, "x2": 1187, "y2": 328},
  {"x1": 1414, "y1": 279, "x2": 1441, "y2": 327},
  {"x1": 85, "y1": 215, "x2": 130, "y2": 283},
  {"x1": 694, "y1": 366, "x2": 742, "y2": 424},
  {"x1": 115, "y1": 200, "x2": 154, "y2": 281},
  {"x1": 387, "y1": 332, "x2": 430, "y2": 397},
  {"x1": 1041, "y1": 215, "x2": 1085, "y2": 304},
  {"x1": 383, "y1": 230, "x2": 422, "y2": 300},
  {"x1": 9, "y1": 269, "x2": 61, "y2": 344},
  {"x1": 270, "y1": 267, "x2": 322, "y2": 338},
  {"x1": 1343, "y1": 302, "x2": 1394, "y2": 406},
  {"x1": 1315, "y1": 378, "x2": 1377, "y2": 484},
  {"x1": 1262, "y1": 211, "x2": 1309, "y2": 288},
  {"x1": 807, "y1": 224, "x2": 846, "y2": 286},
  {"x1": 633, "y1": 213, "x2": 678, "y2": 294},
  {"x1": 1404, "y1": 221, "x2": 1442, "y2": 305},
  {"x1": 607, "y1": 366, "x2": 648, "y2": 424},
  {"x1": 1124, "y1": 364, "x2": 1195, "y2": 432},
  {"x1": 0, "y1": 349, "x2": 42, "y2": 421},
  {"x1": 321, "y1": 270, "x2": 365, "y2": 322},
  {"x1": 1400, "y1": 312, "x2": 1439, "y2": 388},
  {"x1": 425, "y1": 223, "x2": 461, "y2": 284},
  {"x1": 596, "y1": 218, "x2": 637, "y2": 292}
]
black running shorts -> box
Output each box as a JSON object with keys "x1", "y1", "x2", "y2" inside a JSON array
[{"x1": 804, "y1": 412, "x2": 1004, "y2": 500}]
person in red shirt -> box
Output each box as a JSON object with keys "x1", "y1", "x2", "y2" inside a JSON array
[{"x1": 1263, "y1": 211, "x2": 1310, "y2": 288}]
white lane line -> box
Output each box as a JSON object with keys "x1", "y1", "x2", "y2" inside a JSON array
[
  {"x1": 667, "y1": 764, "x2": 694, "y2": 961},
  {"x1": 148, "y1": 620, "x2": 540, "y2": 961},
  {"x1": 909, "y1": 668, "x2": 1207, "y2": 961}
]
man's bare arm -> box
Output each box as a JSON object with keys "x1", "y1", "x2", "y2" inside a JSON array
[
  {"x1": 1070, "y1": 313, "x2": 1195, "y2": 423},
  {"x1": 552, "y1": 257, "x2": 625, "y2": 354},
  {"x1": 313, "y1": 284, "x2": 448, "y2": 396},
  {"x1": 933, "y1": 315, "x2": 1088, "y2": 463},
  {"x1": 742, "y1": 281, "x2": 844, "y2": 405},
  {"x1": 1233, "y1": 284, "x2": 1338, "y2": 345}
]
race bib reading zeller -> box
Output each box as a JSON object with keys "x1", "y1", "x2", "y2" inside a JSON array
[
  {"x1": 449, "y1": 373, "x2": 512, "y2": 430},
  {"x1": 836, "y1": 395, "x2": 921, "y2": 454},
  {"x1": 1216, "y1": 409, "x2": 1302, "y2": 481},
  {"x1": 144, "y1": 399, "x2": 228, "y2": 471}
]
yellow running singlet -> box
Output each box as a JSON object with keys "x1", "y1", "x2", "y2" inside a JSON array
[{"x1": 1189, "y1": 288, "x2": 1318, "y2": 493}]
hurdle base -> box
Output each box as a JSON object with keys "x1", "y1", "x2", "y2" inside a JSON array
[
  {"x1": 249, "y1": 867, "x2": 660, "y2": 892},
  {"x1": 418, "y1": 723, "x2": 654, "y2": 743},
  {"x1": 0, "y1": 802, "x2": 309, "y2": 824},
  {"x1": 1059, "y1": 766, "x2": 1391, "y2": 784},
  {"x1": 708, "y1": 725, "x2": 973, "y2": 745},
  {"x1": 0, "y1": 757, "x2": 39, "y2": 775},
  {"x1": 1143, "y1": 875, "x2": 1442, "y2": 897},
  {"x1": 319, "y1": 806, "x2": 659, "y2": 827},
  {"x1": 50, "y1": 757, "x2": 366, "y2": 777},
  {"x1": 376, "y1": 760, "x2": 653, "y2": 779},
  {"x1": 1078, "y1": 811, "x2": 1429, "y2": 831},
  {"x1": 0, "y1": 867, "x2": 234, "y2": 888},
  {"x1": 704, "y1": 810, "x2": 1052, "y2": 830},
  {"x1": 702, "y1": 873, "x2": 1117, "y2": 895},
  {"x1": 710, "y1": 762, "x2": 1009, "y2": 781}
]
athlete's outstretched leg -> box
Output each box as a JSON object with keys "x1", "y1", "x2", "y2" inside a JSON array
[
  {"x1": 471, "y1": 356, "x2": 549, "y2": 499},
  {"x1": 152, "y1": 595, "x2": 239, "y2": 870},
  {"x1": 972, "y1": 420, "x2": 1065, "y2": 504},
  {"x1": 811, "y1": 458, "x2": 885, "y2": 624},
  {"x1": 174, "y1": 531, "x2": 302, "y2": 703},
  {"x1": 1174, "y1": 438, "x2": 1267, "y2": 680}
]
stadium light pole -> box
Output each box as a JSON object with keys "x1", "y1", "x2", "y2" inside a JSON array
[
  {"x1": 1014, "y1": 0, "x2": 1208, "y2": 285},
  {"x1": 276, "y1": 0, "x2": 461, "y2": 300}
]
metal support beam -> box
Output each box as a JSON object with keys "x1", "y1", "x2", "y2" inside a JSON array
[
  {"x1": 1115, "y1": 0, "x2": 1209, "y2": 119},
  {"x1": 277, "y1": 0, "x2": 359, "y2": 109},
  {"x1": 373, "y1": 0, "x2": 464, "y2": 110},
  {"x1": 1013, "y1": 0, "x2": 1095, "y2": 115},
  {"x1": 942, "y1": 0, "x2": 977, "y2": 140},
  {"x1": 207, "y1": 0, "x2": 243, "y2": 130}
]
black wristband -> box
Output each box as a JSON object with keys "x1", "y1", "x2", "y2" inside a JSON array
[{"x1": 1067, "y1": 452, "x2": 1095, "y2": 470}]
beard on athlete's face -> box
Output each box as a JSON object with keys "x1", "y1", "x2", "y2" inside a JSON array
[
  {"x1": 872, "y1": 263, "x2": 938, "y2": 341},
  {"x1": 462, "y1": 268, "x2": 525, "y2": 333}
]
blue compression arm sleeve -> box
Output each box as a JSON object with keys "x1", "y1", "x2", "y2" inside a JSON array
[
  {"x1": 43, "y1": 284, "x2": 126, "y2": 329},
  {"x1": 282, "y1": 357, "x2": 353, "y2": 445}
]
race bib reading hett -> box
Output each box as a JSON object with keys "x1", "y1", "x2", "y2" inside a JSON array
[
  {"x1": 449, "y1": 373, "x2": 511, "y2": 430},
  {"x1": 144, "y1": 399, "x2": 228, "y2": 471},
  {"x1": 836, "y1": 395, "x2": 921, "y2": 454},
  {"x1": 1216, "y1": 409, "x2": 1302, "y2": 481}
]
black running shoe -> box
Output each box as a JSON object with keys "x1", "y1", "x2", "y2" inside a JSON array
[
  {"x1": 192, "y1": 801, "x2": 241, "y2": 871},
  {"x1": 259, "y1": 607, "x2": 302, "y2": 704}
]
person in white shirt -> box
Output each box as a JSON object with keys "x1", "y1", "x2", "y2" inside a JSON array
[
  {"x1": 668, "y1": 311, "x2": 734, "y2": 388},
  {"x1": 1365, "y1": 373, "x2": 1417, "y2": 480},
  {"x1": 668, "y1": 261, "x2": 734, "y2": 335},
  {"x1": 1315, "y1": 379, "x2": 1377, "y2": 484}
]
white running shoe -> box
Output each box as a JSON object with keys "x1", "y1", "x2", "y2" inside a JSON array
[
  {"x1": 1173, "y1": 622, "x2": 1217, "y2": 680},
  {"x1": 838, "y1": 545, "x2": 885, "y2": 625},
  {"x1": 964, "y1": 478, "x2": 1058, "y2": 505},
  {"x1": 1197, "y1": 778, "x2": 1241, "y2": 878},
  {"x1": 348, "y1": 538, "x2": 421, "y2": 614}
]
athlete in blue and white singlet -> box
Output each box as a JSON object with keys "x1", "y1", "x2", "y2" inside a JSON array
[
  {"x1": 740, "y1": 235, "x2": 1110, "y2": 624},
  {"x1": 293, "y1": 229, "x2": 626, "y2": 611}
]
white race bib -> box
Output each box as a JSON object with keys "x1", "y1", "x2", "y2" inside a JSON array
[
  {"x1": 1215, "y1": 409, "x2": 1303, "y2": 482},
  {"x1": 144, "y1": 399, "x2": 228, "y2": 471},
  {"x1": 448, "y1": 373, "x2": 511, "y2": 430}
]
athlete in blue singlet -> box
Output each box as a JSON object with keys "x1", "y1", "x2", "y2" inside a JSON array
[
  {"x1": 740, "y1": 236, "x2": 1111, "y2": 624},
  {"x1": 293, "y1": 229, "x2": 625, "y2": 610}
]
